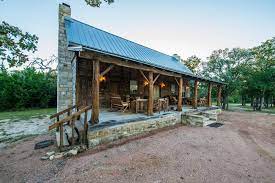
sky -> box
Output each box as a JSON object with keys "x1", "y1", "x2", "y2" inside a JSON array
[{"x1": 1, "y1": 0, "x2": 275, "y2": 62}]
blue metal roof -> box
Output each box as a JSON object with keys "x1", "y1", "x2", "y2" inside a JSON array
[{"x1": 64, "y1": 17, "x2": 193, "y2": 75}]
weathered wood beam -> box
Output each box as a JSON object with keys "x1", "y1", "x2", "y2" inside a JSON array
[
  {"x1": 177, "y1": 77, "x2": 183, "y2": 111},
  {"x1": 217, "y1": 85, "x2": 222, "y2": 107},
  {"x1": 193, "y1": 80, "x2": 199, "y2": 109},
  {"x1": 92, "y1": 59, "x2": 100, "y2": 124},
  {"x1": 76, "y1": 61, "x2": 81, "y2": 107},
  {"x1": 100, "y1": 64, "x2": 114, "y2": 77},
  {"x1": 139, "y1": 70, "x2": 149, "y2": 82},
  {"x1": 153, "y1": 74, "x2": 160, "y2": 84},
  {"x1": 148, "y1": 71, "x2": 154, "y2": 116},
  {"x1": 79, "y1": 51, "x2": 182, "y2": 78},
  {"x1": 174, "y1": 77, "x2": 179, "y2": 86},
  {"x1": 207, "y1": 83, "x2": 212, "y2": 107}
]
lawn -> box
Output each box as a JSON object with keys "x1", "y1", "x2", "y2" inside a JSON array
[
  {"x1": 0, "y1": 108, "x2": 57, "y2": 121},
  {"x1": 229, "y1": 103, "x2": 275, "y2": 114}
]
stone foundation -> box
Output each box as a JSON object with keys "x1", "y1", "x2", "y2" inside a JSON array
[
  {"x1": 87, "y1": 108, "x2": 222, "y2": 148},
  {"x1": 88, "y1": 113, "x2": 182, "y2": 148}
]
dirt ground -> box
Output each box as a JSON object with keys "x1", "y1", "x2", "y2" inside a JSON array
[{"x1": 0, "y1": 111, "x2": 275, "y2": 183}]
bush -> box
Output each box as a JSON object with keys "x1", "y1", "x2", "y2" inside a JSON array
[{"x1": 0, "y1": 68, "x2": 56, "y2": 111}]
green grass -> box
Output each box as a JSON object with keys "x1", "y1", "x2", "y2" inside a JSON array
[
  {"x1": 0, "y1": 108, "x2": 56, "y2": 121},
  {"x1": 229, "y1": 103, "x2": 275, "y2": 114}
]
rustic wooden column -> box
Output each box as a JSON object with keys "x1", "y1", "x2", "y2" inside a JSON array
[
  {"x1": 92, "y1": 59, "x2": 100, "y2": 124},
  {"x1": 193, "y1": 80, "x2": 198, "y2": 109},
  {"x1": 177, "y1": 77, "x2": 183, "y2": 111},
  {"x1": 147, "y1": 71, "x2": 154, "y2": 116},
  {"x1": 207, "y1": 83, "x2": 212, "y2": 107},
  {"x1": 217, "y1": 85, "x2": 222, "y2": 107},
  {"x1": 76, "y1": 60, "x2": 80, "y2": 107}
]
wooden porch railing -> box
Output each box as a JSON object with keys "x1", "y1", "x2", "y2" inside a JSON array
[{"x1": 49, "y1": 105, "x2": 92, "y2": 150}]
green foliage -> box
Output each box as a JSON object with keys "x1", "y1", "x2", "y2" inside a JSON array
[
  {"x1": 182, "y1": 55, "x2": 201, "y2": 73},
  {"x1": 85, "y1": 0, "x2": 114, "y2": 7},
  {"x1": 0, "y1": 21, "x2": 38, "y2": 68},
  {"x1": 0, "y1": 68, "x2": 56, "y2": 111},
  {"x1": 201, "y1": 37, "x2": 275, "y2": 110}
]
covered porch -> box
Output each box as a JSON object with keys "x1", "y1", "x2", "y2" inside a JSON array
[{"x1": 75, "y1": 51, "x2": 223, "y2": 125}]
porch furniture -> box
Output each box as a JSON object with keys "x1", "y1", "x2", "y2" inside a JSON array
[
  {"x1": 153, "y1": 99, "x2": 160, "y2": 113},
  {"x1": 110, "y1": 96, "x2": 130, "y2": 112},
  {"x1": 186, "y1": 98, "x2": 192, "y2": 106},
  {"x1": 159, "y1": 98, "x2": 169, "y2": 112},
  {"x1": 198, "y1": 98, "x2": 207, "y2": 107},
  {"x1": 135, "y1": 98, "x2": 148, "y2": 113}
]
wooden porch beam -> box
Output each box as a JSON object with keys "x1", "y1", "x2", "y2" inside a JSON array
[
  {"x1": 174, "y1": 77, "x2": 179, "y2": 86},
  {"x1": 100, "y1": 64, "x2": 114, "y2": 77},
  {"x1": 153, "y1": 74, "x2": 160, "y2": 84},
  {"x1": 91, "y1": 59, "x2": 100, "y2": 124},
  {"x1": 79, "y1": 51, "x2": 182, "y2": 78},
  {"x1": 148, "y1": 71, "x2": 154, "y2": 116},
  {"x1": 139, "y1": 70, "x2": 149, "y2": 82},
  {"x1": 177, "y1": 77, "x2": 183, "y2": 111},
  {"x1": 193, "y1": 80, "x2": 199, "y2": 109},
  {"x1": 207, "y1": 83, "x2": 212, "y2": 107}
]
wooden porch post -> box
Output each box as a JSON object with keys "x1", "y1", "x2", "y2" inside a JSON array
[
  {"x1": 177, "y1": 77, "x2": 183, "y2": 111},
  {"x1": 76, "y1": 60, "x2": 80, "y2": 107},
  {"x1": 148, "y1": 71, "x2": 154, "y2": 116},
  {"x1": 92, "y1": 59, "x2": 100, "y2": 124},
  {"x1": 193, "y1": 80, "x2": 198, "y2": 109},
  {"x1": 207, "y1": 83, "x2": 212, "y2": 107},
  {"x1": 217, "y1": 85, "x2": 222, "y2": 107}
]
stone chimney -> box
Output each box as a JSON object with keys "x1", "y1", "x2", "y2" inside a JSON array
[{"x1": 57, "y1": 3, "x2": 74, "y2": 112}]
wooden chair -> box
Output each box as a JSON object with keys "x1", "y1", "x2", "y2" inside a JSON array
[{"x1": 110, "y1": 96, "x2": 130, "y2": 112}]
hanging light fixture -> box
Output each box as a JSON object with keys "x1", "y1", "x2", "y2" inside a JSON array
[
  {"x1": 99, "y1": 76, "x2": 106, "y2": 82},
  {"x1": 160, "y1": 82, "x2": 166, "y2": 88},
  {"x1": 144, "y1": 80, "x2": 149, "y2": 86}
]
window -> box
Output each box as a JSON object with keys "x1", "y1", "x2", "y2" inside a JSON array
[
  {"x1": 130, "y1": 80, "x2": 138, "y2": 94},
  {"x1": 171, "y1": 84, "x2": 176, "y2": 94}
]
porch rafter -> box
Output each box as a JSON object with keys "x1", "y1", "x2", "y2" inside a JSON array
[
  {"x1": 79, "y1": 51, "x2": 182, "y2": 78},
  {"x1": 100, "y1": 64, "x2": 114, "y2": 77}
]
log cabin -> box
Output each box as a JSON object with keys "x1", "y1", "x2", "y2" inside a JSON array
[{"x1": 51, "y1": 3, "x2": 225, "y2": 149}]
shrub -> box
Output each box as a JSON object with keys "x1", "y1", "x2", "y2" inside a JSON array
[{"x1": 0, "y1": 68, "x2": 56, "y2": 111}]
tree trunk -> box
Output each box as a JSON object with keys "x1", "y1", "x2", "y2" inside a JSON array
[
  {"x1": 241, "y1": 95, "x2": 245, "y2": 106},
  {"x1": 226, "y1": 96, "x2": 229, "y2": 110},
  {"x1": 222, "y1": 95, "x2": 226, "y2": 110},
  {"x1": 259, "y1": 97, "x2": 262, "y2": 111}
]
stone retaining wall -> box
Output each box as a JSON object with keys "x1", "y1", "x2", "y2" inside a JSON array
[
  {"x1": 88, "y1": 113, "x2": 182, "y2": 148},
  {"x1": 87, "y1": 108, "x2": 222, "y2": 148}
]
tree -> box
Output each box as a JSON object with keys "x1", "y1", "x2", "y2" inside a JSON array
[
  {"x1": 85, "y1": 0, "x2": 114, "y2": 7},
  {"x1": 182, "y1": 55, "x2": 202, "y2": 73},
  {"x1": 202, "y1": 48, "x2": 252, "y2": 109},
  {"x1": 244, "y1": 37, "x2": 275, "y2": 110},
  {"x1": 0, "y1": 21, "x2": 38, "y2": 69}
]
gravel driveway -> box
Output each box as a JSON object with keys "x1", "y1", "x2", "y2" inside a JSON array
[{"x1": 0, "y1": 111, "x2": 275, "y2": 183}]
